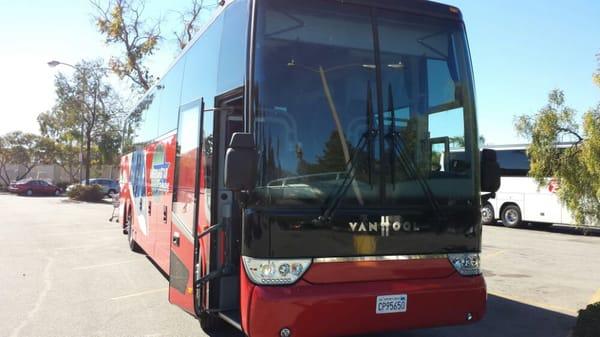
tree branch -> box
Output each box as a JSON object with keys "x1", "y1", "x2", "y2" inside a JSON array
[{"x1": 557, "y1": 127, "x2": 584, "y2": 142}]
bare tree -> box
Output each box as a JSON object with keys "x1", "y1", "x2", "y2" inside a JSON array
[
  {"x1": 93, "y1": 0, "x2": 160, "y2": 91},
  {"x1": 174, "y1": 0, "x2": 220, "y2": 50}
]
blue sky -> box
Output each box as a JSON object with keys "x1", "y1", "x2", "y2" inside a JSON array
[
  {"x1": 0, "y1": 0, "x2": 599, "y2": 145},
  {"x1": 447, "y1": 0, "x2": 600, "y2": 144}
]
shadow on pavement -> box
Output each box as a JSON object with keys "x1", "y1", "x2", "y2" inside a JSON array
[
  {"x1": 205, "y1": 294, "x2": 576, "y2": 337},
  {"x1": 531, "y1": 224, "x2": 600, "y2": 237},
  {"x1": 208, "y1": 324, "x2": 245, "y2": 337},
  {"x1": 368, "y1": 294, "x2": 576, "y2": 337},
  {"x1": 488, "y1": 221, "x2": 600, "y2": 237}
]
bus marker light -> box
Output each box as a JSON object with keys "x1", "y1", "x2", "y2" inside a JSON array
[
  {"x1": 278, "y1": 263, "x2": 291, "y2": 276},
  {"x1": 448, "y1": 253, "x2": 481, "y2": 276},
  {"x1": 243, "y1": 257, "x2": 311, "y2": 285},
  {"x1": 290, "y1": 263, "x2": 304, "y2": 276}
]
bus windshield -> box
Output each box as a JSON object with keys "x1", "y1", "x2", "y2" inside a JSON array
[{"x1": 252, "y1": 0, "x2": 478, "y2": 210}]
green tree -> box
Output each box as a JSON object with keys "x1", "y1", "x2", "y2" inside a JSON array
[
  {"x1": 515, "y1": 84, "x2": 600, "y2": 225},
  {"x1": 39, "y1": 60, "x2": 123, "y2": 184},
  {"x1": 0, "y1": 136, "x2": 10, "y2": 186},
  {"x1": 0, "y1": 132, "x2": 53, "y2": 185},
  {"x1": 299, "y1": 132, "x2": 354, "y2": 175},
  {"x1": 449, "y1": 135, "x2": 487, "y2": 148},
  {"x1": 50, "y1": 141, "x2": 82, "y2": 183}
]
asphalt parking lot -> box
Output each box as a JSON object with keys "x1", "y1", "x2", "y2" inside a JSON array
[{"x1": 1, "y1": 193, "x2": 599, "y2": 337}]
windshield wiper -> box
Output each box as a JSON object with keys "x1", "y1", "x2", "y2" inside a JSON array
[
  {"x1": 313, "y1": 83, "x2": 377, "y2": 225},
  {"x1": 385, "y1": 83, "x2": 444, "y2": 222}
]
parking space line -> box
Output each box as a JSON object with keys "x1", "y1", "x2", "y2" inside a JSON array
[
  {"x1": 54, "y1": 239, "x2": 121, "y2": 251},
  {"x1": 73, "y1": 259, "x2": 138, "y2": 270},
  {"x1": 110, "y1": 288, "x2": 168, "y2": 301},
  {"x1": 589, "y1": 288, "x2": 600, "y2": 305},
  {"x1": 46, "y1": 229, "x2": 116, "y2": 236},
  {"x1": 488, "y1": 290, "x2": 578, "y2": 316}
]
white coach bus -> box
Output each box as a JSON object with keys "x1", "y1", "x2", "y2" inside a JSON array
[{"x1": 480, "y1": 144, "x2": 576, "y2": 228}]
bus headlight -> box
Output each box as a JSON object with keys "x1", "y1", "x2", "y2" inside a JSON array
[
  {"x1": 242, "y1": 257, "x2": 311, "y2": 285},
  {"x1": 448, "y1": 253, "x2": 481, "y2": 276}
]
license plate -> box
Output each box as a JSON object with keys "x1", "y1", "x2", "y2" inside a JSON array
[{"x1": 376, "y1": 294, "x2": 407, "y2": 314}]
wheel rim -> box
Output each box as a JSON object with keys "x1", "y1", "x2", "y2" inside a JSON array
[
  {"x1": 505, "y1": 209, "x2": 519, "y2": 225},
  {"x1": 55, "y1": 190, "x2": 60, "y2": 196},
  {"x1": 26, "y1": 190, "x2": 32, "y2": 196},
  {"x1": 481, "y1": 207, "x2": 493, "y2": 223}
]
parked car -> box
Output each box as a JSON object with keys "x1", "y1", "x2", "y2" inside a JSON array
[
  {"x1": 66, "y1": 178, "x2": 120, "y2": 196},
  {"x1": 8, "y1": 179, "x2": 62, "y2": 196}
]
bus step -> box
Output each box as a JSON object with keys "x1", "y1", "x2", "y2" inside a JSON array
[{"x1": 218, "y1": 310, "x2": 242, "y2": 331}]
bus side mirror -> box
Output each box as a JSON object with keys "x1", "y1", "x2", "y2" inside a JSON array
[
  {"x1": 224, "y1": 133, "x2": 257, "y2": 191},
  {"x1": 481, "y1": 149, "x2": 500, "y2": 193}
]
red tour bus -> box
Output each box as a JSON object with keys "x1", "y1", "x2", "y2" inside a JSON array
[{"x1": 119, "y1": 0, "x2": 501, "y2": 336}]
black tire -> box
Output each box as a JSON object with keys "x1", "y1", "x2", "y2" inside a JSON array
[
  {"x1": 126, "y1": 213, "x2": 143, "y2": 253},
  {"x1": 199, "y1": 312, "x2": 223, "y2": 334},
  {"x1": 501, "y1": 204, "x2": 522, "y2": 228},
  {"x1": 25, "y1": 189, "x2": 33, "y2": 196},
  {"x1": 481, "y1": 203, "x2": 495, "y2": 225},
  {"x1": 107, "y1": 189, "x2": 117, "y2": 196}
]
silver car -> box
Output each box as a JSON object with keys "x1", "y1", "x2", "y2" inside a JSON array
[{"x1": 67, "y1": 178, "x2": 120, "y2": 196}]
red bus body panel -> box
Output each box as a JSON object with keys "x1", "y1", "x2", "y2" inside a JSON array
[
  {"x1": 120, "y1": 134, "x2": 178, "y2": 275},
  {"x1": 303, "y1": 259, "x2": 456, "y2": 284},
  {"x1": 241, "y1": 259, "x2": 486, "y2": 337}
]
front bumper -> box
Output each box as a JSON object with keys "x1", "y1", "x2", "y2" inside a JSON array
[{"x1": 244, "y1": 271, "x2": 486, "y2": 337}]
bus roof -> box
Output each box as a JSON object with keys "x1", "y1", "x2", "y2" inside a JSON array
[{"x1": 127, "y1": 0, "x2": 464, "y2": 118}]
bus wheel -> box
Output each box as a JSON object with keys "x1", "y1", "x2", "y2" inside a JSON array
[
  {"x1": 126, "y1": 213, "x2": 143, "y2": 253},
  {"x1": 501, "y1": 205, "x2": 522, "y2": 228},
  {"x1": 481, "y1": 203, "x2": 495, "y2": 225},
  {"x1": 199, "y1": 312, "x2": 223, "y2": 333}
]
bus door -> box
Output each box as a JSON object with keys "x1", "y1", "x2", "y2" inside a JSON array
[
  {"x1": 169, "y1": 100, "x2": 206, "y2": 316},
  {"x1": 207, "y1": 91, "x2": 244, "y2": 315}
]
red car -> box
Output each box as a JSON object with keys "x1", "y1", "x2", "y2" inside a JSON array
[{"x1": 8, "y1": 179, "x2": 61, "y2": 196}]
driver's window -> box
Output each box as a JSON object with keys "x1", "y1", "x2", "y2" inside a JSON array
[
  {"x1": 428, "y1": 108, "x2": 468, "y2": 175},
  {"x1": 427, "y1": 58, "x2": 456, "y2": 109}
]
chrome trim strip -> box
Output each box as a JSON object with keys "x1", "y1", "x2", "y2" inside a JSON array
[
  {"x1": 218, "y1": 312, "x2": 243, "y2": 331},
  {"x1": 313, "y1": 254, "x2": 449, "y2": 263}
]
